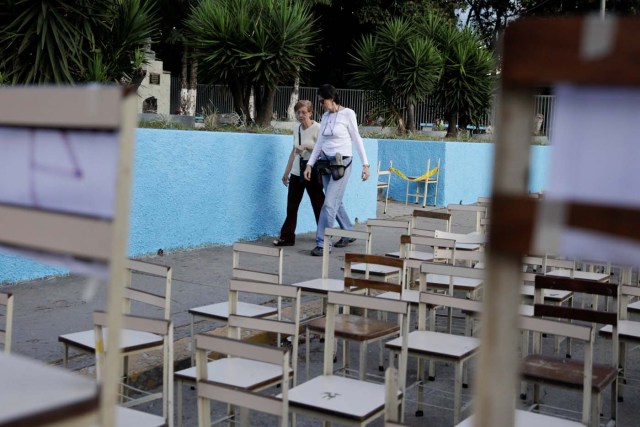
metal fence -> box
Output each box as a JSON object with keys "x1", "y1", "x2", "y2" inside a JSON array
[{"x1": 170, "y1": 77, "x2": 555, "y2": 135}]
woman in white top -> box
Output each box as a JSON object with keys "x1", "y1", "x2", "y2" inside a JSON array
[
  {"x1": 273, "y1": 100, "x2": 324, "y2": 246},
  {"x1": 303, "y1": 84, "x2": 370, "y2": 256}
]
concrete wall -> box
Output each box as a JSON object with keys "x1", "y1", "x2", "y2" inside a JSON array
[
  {"x1": 0, "y1": 129, "x2": 378, "y2": 284},
  {"x1": 0, "y1": 132, "x2": 550, "y2": 284}
]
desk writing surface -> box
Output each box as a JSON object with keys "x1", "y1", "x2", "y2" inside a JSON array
[
  {"x1": 0, "y1": 352, "x2": 99, "y2": 425},
  {"x1": 289, "y1": 278, "x2": 344, "y2": 294},
  {"x1": 546, "y1": 269, "x2": 610, "y2": 282}
]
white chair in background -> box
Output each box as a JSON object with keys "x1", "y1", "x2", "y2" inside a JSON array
[
  {"x1": 405, "y1": 158, "x2": 440, "y2": 208},
  {"x1": 377, "y1": 160, "x2": 392, "y2": 214}
]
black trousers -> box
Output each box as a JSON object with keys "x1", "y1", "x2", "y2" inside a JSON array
[{"x1": 279, "y1": 173, "x2": 325, "y2": 242}]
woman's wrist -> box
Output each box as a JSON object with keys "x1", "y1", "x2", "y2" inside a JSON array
[{"x1": 363, "y1": 164, "x2": 370, "y2": 168}]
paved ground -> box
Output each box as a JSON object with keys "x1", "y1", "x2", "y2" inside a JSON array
[{"x1": 2, "y1": 199, "x2": 639, "y2": 426}]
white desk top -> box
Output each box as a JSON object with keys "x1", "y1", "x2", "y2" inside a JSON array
[
  {"x1": 425, "y1": 274, "x2": 483, "y2": 290},
  {"x1": 386, "y1": 330, "x2": 480, "y2": 359},
  {"x1": 189, "y1": 301, "x2": 277, "y2": 320},
  {"x1": 288, "y1": 278, "x2": 345, "y2": 295},
  {"x1": 0, "y1": 352, "x2": 99, "y2": 426},
  {"x1": 546, "y1": 269, "x2": 610, "y2": 282},
  {"x1": 288, "y1": 374, "x2": 386, "y2": 421},
  {"x1": 175, "y1": 357, "x2": 290, "y2": 388}
]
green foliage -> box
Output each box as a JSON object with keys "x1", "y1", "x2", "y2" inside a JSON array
[
  {"x1": 350, "y1": 17, "x2": 442, "y2": 133},
  {"x1": 186, "y1": 0, "x2": 317, "y2": 125},
  {"x1": 0, "y1": 0, "x2": 158, "y2": 85},
  {"x1": 418, "y1": 12, "x2": 495, "y2": 135}
]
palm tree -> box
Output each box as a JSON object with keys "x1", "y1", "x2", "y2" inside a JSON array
[
  {"x1": 419, "y1": 13, "x2": 495, "y2": 137},
  {"x1": 0, "y1": 0, "x2": 158, "y2": 86},
  {"x1": 186, "y1": 0, "x2": 317, "y2": 126},
  {"x1": 350, "y1": 17, "x2": 443, "y2": 133}
]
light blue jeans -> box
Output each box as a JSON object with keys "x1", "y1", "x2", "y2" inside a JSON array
[{"x1": 316, "y1": 155, "x2": 353, "y2": 248}]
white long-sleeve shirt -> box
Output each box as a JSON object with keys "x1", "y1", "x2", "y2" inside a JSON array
[{"x1": 307, "y1": 107, "x2": 369, "y2": 166}]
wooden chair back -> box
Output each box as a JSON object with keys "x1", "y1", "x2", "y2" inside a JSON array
[
  {"x1": 195, "y1": 334, "x2": 290, "y2": 427},
  {"x1": 232, "y1": 242, "x2": 283, "y2": 284},
  {"x1": 411, "y1": 209, "x2": 451, "y2": 232},
  {"x1": 93, "y1": 312, "x2": 173, "y2": 423},
  {"x1": 324, "y1": 291, "x2": 410, "y2": 389},
  {"x1": 322, "y1": 227, "x2": 371, "y2": 278},
  {"x1": 124, "y1": 259, "x2": 172, "y2": 320},
  {"x1": 344, "y1": 253, "x2": 406, "y2": 296},
  {"x1": 0, "y1": 292, "x2": 13, "y2": 353},
  {"x1": 227, "y1": 279, "x2": 302, "y2": 385}
]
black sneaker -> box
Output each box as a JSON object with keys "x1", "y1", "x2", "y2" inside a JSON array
[
  {"x1": 334, "y1": 237, "x2": 356, "y2": 248},
  {"x1": 310, "y1": 246, "x2": 327, "y2": 256},
  {"x1": 273, "y1": 239, "x2": 294, "y2": 247}
]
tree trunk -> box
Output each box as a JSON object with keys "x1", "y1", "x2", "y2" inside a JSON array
[
  {"x1": 229, "y1": 80, "x2": 252, "y2": 124},
  {"x1": 254, "y1": 85, "x2": 276, "y2": 127},
  {"x1": 186, "y1": 59, "x2": 197, "y2": 116},
  {"x1": 286, "y1": 75, "x2": 300, "y2": 121},
  {"x1": 445, "y1": 111, "x2": 457, "y2": 137},
  {"x1": 406, "y1": 101, "x2": 416, "y2": 133},
  {"x1": 179, "y1": 48, "x2": 189, "y2": 115}
]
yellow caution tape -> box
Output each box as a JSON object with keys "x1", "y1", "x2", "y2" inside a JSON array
[{"x1": 389, "y1": 166, "x2": 439, "y2": 182}]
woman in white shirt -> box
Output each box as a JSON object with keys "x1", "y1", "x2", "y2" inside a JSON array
[
  {"x1": 274, "y1": 100, "x2": 324, "y2": 246},
  {"x1": 303, "y1": 84, "x2": 370, "y2": 256}
]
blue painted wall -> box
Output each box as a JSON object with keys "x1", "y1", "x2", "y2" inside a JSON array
[
  {"x1": 1, "y1": 131, "x2": 549, "y2": 284},
  {"x1": 0, "y1": 129, "x2": 378, "y2": 284},
  {"x1": 378, "y1": 139, "x2": 549, "y2": 206}
]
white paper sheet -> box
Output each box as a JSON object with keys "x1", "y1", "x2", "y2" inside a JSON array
[
  {"x1": 0, "y1": 127, "x2": 119, "y2": 218},
  {"x1": 543, "y1": 84, "x2": 640, "y2": 267}
]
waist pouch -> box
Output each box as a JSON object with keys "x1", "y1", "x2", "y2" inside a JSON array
[
  {"x1": 314, "y1": 159, "x2": 332, "y2": 176},
  {"x1": 329, "y1": 157, "x2": 351, "y2": 180}
]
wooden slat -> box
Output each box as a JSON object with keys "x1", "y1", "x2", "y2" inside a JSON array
[
  {"x1": 519, "y1": 315, "x2": 592, "y2": 341},
  {"x1": 126, "y1": 259, "x2": 170, "y2": 277},
  {"x1": 533, "y1": 304, "x2": 617, "y2": 326},
  {"x1": 122, "y1": 287, "x2": 165, "y2": 308},
  {"x1": 229, "y1": 279, "x2": 299, "y2": 299},
  {"x1": 366, "y1": 219, "x2": 411, "y2": 229},
  {"x1": 535, "y1": 275, "x2": 617, "y2": 297},
  {"x1": 0, "y1": 205, "x2": 112, "y2": 262},
  {"x1": 228, "y1": 314, "x2": 296, "y2": 336},
  {"x1": 344, "y1": 277, "x2": 401, "y2": 293},
  {"x1": 502, "y1": 17, "x2": 640, "y2": 88},
  {"x1": 345, "y1": 253, "x2": 405, "y2": 268},
  {"x1": 622, "y1": 285, "x2": 640, "y2": 298},
  {"x1": 198, "y1": 380, "x2": 283, "y2": 417},
  {"x1": 0, "y1": 86, "x2": 122, "y2": 128},
  {"x1": 420, "y1": 263, "x2": 485, "y2": 279},
  {"x1": 490, "y1": 194, "x2": 640, "y2": 254},
  {"x1": 420, "y1": 292, "x2": 483, "y2": 313},
  {"x1": 93, "y1": 312, "x2": 170, "y2": 336},
  {"x1": 412, "y1": 210, "x2": 451, "y2": 220},
  {"x1": 196, "y1": 334, "x2": 285, "y2": 365},
  {"x1": 328, "y1": 291, "x2": 408, "y2": 315},
  {"x1": 324, "y1": 227, "x2": 370, "y2": 240},
  {"x1": 400, "y1": 234, "x2": 455, "y2": 248},
  {"x1": 233, "y1": 242, "x2": 282, "y2": 257},
  {"x1": 233, "y1": 269, "x2": 280, "y2": 284}
]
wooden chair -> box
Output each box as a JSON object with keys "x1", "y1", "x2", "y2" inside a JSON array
[
  {"x1": 410, "y1": 209, "x2": 451, "y2": 232},
  {"x1": 349, "y1": 218, "x2": 412, "y2": 280},
  {"x1": 520, "y1": 275, "x2": 618, "y2": 426},
  {"x1": 0, "y1": 292, "x2": 13, "y2": 353},
  {"x1": 175, "y1": 280, "x2": 301, "y2": 427},
  {"x1": 59, "y1": 260, "x2": 172, "y2": 386},
  {"x1": 386, "y1": 292, "x2": 481, "y2": 424},
  {"x1": 93, "y1": 312, "x2": 172, "y2": 427},
  {"x1": 599, "y1": 284, "x2": 640, "y2": 403},
  {"x1": 288, "y1": 291, "x2": 410, "y2": 426},
  {"x1": 377, "y1": 160, "x2": 392, "y2": 214},
  {"x1": 194, "y1": 334, "x2": 291, "y2": 427},
  {"x1": 405, "y1": 158, "x2": 440, "y2": 207},
  {"x1": 188, "y1": 243, "x2": 283, "y2": 363},
  {"x1": 446, "y1": 203, "x2": 488, "y2": 233},
  {"x1": 306, "y1": 253, "x2": 407, "y2": 381}
]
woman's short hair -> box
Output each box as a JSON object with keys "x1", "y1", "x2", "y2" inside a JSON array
[
  {"x1": 294, "y1": 100, "x2": 313, "y2": 114},
  {"x1": 317, "y1": 84, "x2": 341, "y2": 105}
]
